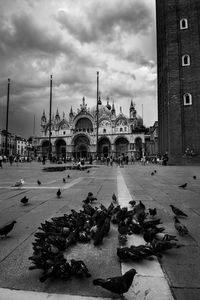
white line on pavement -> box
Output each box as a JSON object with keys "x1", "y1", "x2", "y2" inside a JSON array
[
  {"x1": 117, "y1": 169, "x2": 174, "y2": 300},
  {"x1": 0, "y1": 288, "x2": 113, "y2": 300}
]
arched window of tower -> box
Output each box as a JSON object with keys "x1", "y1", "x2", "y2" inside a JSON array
[
  {"x1": 182, "y1": 54, "x2": 190, "y2": 66},
  {"x1": 180, "y1": 18, "x2": 188, "y2": 29},
  {"x1": 183, "y1": 93, "x2": 192, "y2": 106}
]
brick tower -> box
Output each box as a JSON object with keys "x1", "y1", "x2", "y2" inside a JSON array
[{"x1": 156, "y1": 0, "x2": 200, "y2": 164}]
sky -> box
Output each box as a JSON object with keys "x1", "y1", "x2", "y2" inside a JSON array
[{"x1": 0, "y1": 0, "x2": 157, "y2": 138}]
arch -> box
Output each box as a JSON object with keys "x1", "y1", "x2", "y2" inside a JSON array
[
  {"x1": 55, "y1": 139, "x2": 66, "y2": 160},
  {"x1": 75, "y1": 117, "x2": 93, "y2": 133},
  {"x1": 183, "y1": 93, "x2": 192, "y2": 105},
  {"x1": 58, "y1": 119, "x2": 69, "y2": 130},
  {"x1": 73, "y1": 134, "x2": 90, "y2": 160},
  {"x1": 41, "y1": 140, "x2": 51, "y2": 157},
  {"x1": 134, "y1": 137, "x2": 143, "y2": 160},
  {"x1": 98, "y1": 137, "x2": 111, "y2": 158},
  {"x1": 180, "y1": 18, "x2": 188, "y2": 29},
  {"x1": 114, "y1": 137, "x2": 129, "y2": 157},
  {"x1": 182, "y1": 54, "x2": 190, "y2": 66}
]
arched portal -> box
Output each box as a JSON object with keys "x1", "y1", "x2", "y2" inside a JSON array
[
  {"x1": 75, "y1": 118, "x2": 93, "y2": 133},
  {"x1": 135, "y1": 137, "x2": 143, "y2": 160},
  {"x1": 73, "y1": 135, "x2": 90, "y2": 160},
  {"x1": 55, "y1": 139, "x2": 66, "y2": 160},
  {"x1": 115, "y1": 137, "x2": 129, "y2": 158},
  {"x1": 98, "y1": 137, "x2": 111, "y2": 158},
  {"x1": 41, "y1": 140, "x2": 51, "y2": 157}
]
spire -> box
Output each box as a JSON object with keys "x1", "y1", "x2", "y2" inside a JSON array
[
  {"x1": 42, "y1": 109, "x2": 46, "y2": 117},
  {"x1": 56, "y1": 107, "x2": 59, "y2": 117},
  {"x1": 111, "y1": 101, "x2": 115, "y2": 112},
  {"x1": 120, "y1": 106, "x2": 122, "y2": 114},
  {"x1": 69, "y1": 106, "x2": 74, "y2": 120},
  {"x1": 130, "y1": 99, "x2": 134, "y2": 108}
]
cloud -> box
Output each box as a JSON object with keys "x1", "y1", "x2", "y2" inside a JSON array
[{"x1": 55, "y1": 0, "x2": 153, "y2": 43}]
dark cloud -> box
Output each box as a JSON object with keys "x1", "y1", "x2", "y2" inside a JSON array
[
  {"x1": 55, "y1": 1, "x2": 153, "y2": 43},
  {"x1": 0, "y1": 13, "x2": 76, "y2": 59}
]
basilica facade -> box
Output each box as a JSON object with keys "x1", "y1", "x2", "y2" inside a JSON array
[{"x1": 34, "y1": 97, "x2": 146, "y2": 161}]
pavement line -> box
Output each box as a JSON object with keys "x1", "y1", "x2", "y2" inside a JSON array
[
  {"x1": 117, "y1": 169, "x2": 174, "y2": 300},
  {"x1": 0, "y1": 288, "x2": 113, "y2": 300},
  {"x1": 0, "y1": 178, "x2": 84, "y2": 190}
]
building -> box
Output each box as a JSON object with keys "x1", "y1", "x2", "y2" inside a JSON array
[
  {"x1": 0, "y1": 130, "x2": 15, "y2": 156},
  {"x1": 145, "y1": 121, "x2": 158, "y2": 157},
  {"x1": 156, "y1": 0, "x2": 200, "y2": 164},
  {"x1": 34, "y1": 97, "x2": 147, "y2": 161}
]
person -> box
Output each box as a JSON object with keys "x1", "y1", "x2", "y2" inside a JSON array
[
  {"x1": 0, "y1": 154, "x2": 3, "y2": 168},
  {"x1": 106, "y1": 156, "x2": 110, "y2": 166},
  {"x1": 42, "y1": 155, "x2": 46, "y2": 165},
  {"x1": 89, "y1": 155, "x2": 93, "y2": 165},
  {"x1": 162, "y1": 152, "x2": 168, "y2": 166},
  {"x1": 9, "y1": 154, "x2": 14, "y2": 166},
  {"x1": 110, "y1": 156, "x2": 113, "y2": 166}
]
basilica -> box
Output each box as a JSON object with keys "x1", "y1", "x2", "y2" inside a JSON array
[{"x1": 34, "y1": 97, "x2": 146, "y2": 161}]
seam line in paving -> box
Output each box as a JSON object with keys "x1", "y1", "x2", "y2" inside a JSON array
[{"x1": 117, "y1": 169, "x2": 175, "y2": 300}]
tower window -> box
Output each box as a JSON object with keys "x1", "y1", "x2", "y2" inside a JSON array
[
  {"x1": 103, "y1": 129, "x2": 106, "y2": 133},
  {"x1": 120, "y1": 127, "x2": 123, "y2": 132},
  {"x1": 182, "y1": 55, "x2": 190, "y2": 66},
  {"x1": 180, "y1": 18, "x2": 188, "y2": 29},
  {"x1": 183, "y1": 93, "x2": 192, "y2": 105}
]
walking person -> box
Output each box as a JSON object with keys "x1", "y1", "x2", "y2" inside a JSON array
[{"x1": 0, "y1": 154, "x2": 3, "y2": 168}]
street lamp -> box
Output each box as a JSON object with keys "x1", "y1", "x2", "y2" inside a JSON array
[
  {"x1": 96, "y1": 72, "x2": 111, "y2": 159},
  {"x1": 48, "y1": 75, "x2": 52, "y2": 161},
  {"x1": 5, "y1": 78, "x2": 10, "y2": 157}
]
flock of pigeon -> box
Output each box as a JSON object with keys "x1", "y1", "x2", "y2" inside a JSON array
[{"x1": 0, "y1": 171, "x2": 193, "y2": 297}]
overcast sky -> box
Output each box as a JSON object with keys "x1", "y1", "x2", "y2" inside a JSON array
[{"x1": 0, "y1": 0, "x2": 157, "y2": 138}]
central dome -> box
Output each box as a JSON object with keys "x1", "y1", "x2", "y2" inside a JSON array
[{"x1": 90, "y1": 105, "x2": 112, "y2": 118}]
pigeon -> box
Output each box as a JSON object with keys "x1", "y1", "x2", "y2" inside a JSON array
[
  {"x1": 20, "y1": 196, "x2": 29, "y2": 205},
  {"x1": 13, "y1": 179, "x2": 24, "y2": 187},
  {"x1": 118, "y1": 234, "x2": 127, "y2": 245},
  {"x1": 170, "y1": 205, "x2": 188, "y2": 217},
  {"x1": 87, "y1": 170, "x2": 90, "y2": 173},
  {"x1": 193, "y1": 176, "x2": 197, "y2": 179},
  {"x1": 151, "y1": 172, "x2": 154, "y2": 176},
  {"x1": 93, "y1": 268, "x2": 137, "y2": 296},
  {"x1": 37, "y1": 180, "x2": 41, "y2": 185},
  {"x1": 57, "y1": 189, "x2": 61, "y2": 198},
  {"x1": 155, "y1": 233, "x2": 178, "y2": 242},
  {"x1": 149, "y1": 208, "x2": 157, "y2": 217},
  {"x1": 112, "y1": 193, "x2": 117, "y2": 203},
  {"x1": 174, "y1": 217, "x2": 189, "y2": 236},
  {"x1": 67, "y1": 174, "x2": 70, "y2": 178},
  {"x1": 0, "y1": 221, "x2": 17, "y2": 238},
  {"x1": 63, "y1": 178, "x2": 66, "y2": 183},
  {"x1": 154, "y1": 170, "x2": 157, "y2": 173},
  {"x1": 178, "y1": 183, "x2": 187, "y2": 189},
  {"x1": 129, "y1": 200, "x2": 136, "y2": 207}
]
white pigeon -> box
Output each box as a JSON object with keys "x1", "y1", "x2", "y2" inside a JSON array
[{"x1": 14, "y1": 178, "x2": 25, "y2": 187}]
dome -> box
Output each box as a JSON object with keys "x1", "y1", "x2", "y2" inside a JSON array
[{"x1": 90, "y1": 105, "x2": 112, "y2": 118}]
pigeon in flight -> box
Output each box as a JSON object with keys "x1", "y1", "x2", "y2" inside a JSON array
[
  {"x1": 170, "y1": 205, "x2": 188, "y2": 217},
  {"x1": 20, "y1": 196, "x2": 29, "y2": 205},
  {"x1": 0, "y1": 221, "x2": 17, "y2": 238},
  {"x1": 178, "y1": 183, "x2": 187, "y2": 189},
  {"x1": 93, "y1": 268, "x2": 137, "y2": 296}
]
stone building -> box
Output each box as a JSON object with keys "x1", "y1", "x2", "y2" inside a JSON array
[
  {"x1": 156, "y1": 0, "x2": 200, "y2": 163},
  {"x1": 34, "y1": 97, "x2": 146, "y2": 161}
]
